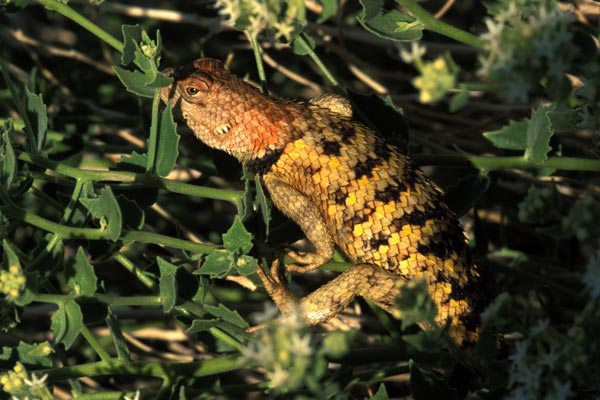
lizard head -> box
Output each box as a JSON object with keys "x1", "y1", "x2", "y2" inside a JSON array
[{"x1": 161, "y1": 58, "x2": 265, "y2": 161}]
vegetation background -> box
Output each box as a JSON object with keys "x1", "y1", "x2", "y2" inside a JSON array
[{"x1": 0, "y1": 0, "x2": 599, "y2": 399}]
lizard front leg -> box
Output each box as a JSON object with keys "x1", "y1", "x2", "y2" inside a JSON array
[{"x1": 262, "y1": 174, "x2": 334, "y2": 273}]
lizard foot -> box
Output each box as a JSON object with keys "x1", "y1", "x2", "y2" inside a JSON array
[
  {"x1": 285, "y1": 250, "x2": 330, "y2": 274},
  {"x1": 256, "y1": 260, "x2": 300, "y2": 315}
]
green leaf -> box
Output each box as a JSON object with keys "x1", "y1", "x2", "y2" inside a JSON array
[
  {"x1": 524, "y1": 104, "x2": 554, "y2": 163},
  {"x1": 547, "y1": 108, "x2": 583, "y2": 133},
  {"x1": 395, "y1": 279, "x2": 438, "y2": 329},
  {"x1": 157, "y1": 257, "x2": 178, "y2": 313},
  {"x1": 0, "y1": 0, "x2": 31, "y2": 13},
  {"x1": 28, "y1": 234, "x2": 64, "y2": 281},
  {"x1": 409, "y1": 360, "x2": 459, "y2": 400},
  {"x1": 155, "y1": 101, "x2": 180, "y2": 177},
  {"x1": 369, "y1": 383, "x2": 390, "y2": 400},
  {"x1": 483, "y1": 120, "x2": 528, "y2": 150},
  {"x1": 116, "y1": 151, "x2": 148, "y2": 173},
  {"x1": 254, "y1": 175, "x2": 271, "y2": 237},
  {"x1": 187, "y1": 318, "x2": 220, "y2": 333},
  {"x1": 113, "y1": 67, "x2": 155, "y2": 98},
  {"x1": 223, "y1": 216, "x2": 253, "y2": 254},
  {"x1": 106, "y1": 309, "x2": 130, "y2": 362},
  {"x1": 0, "y1": 298, "x2": 21, "y2": 331},
  {"x1": 317, "y1": 0, "x2": 338, "y2": 23},
  {"x1": 449, "y1": 90, "x2": 469, "y2": 112},
  {"x1": 1, "y1": 239, "x2": 20, "y2": 270},
  {"x1": 402, "y1": 328, "x2": 445, "y2": 352},
  {"x1": 25, "y1": 86, "x2": 47, "y2": 151},
  {"x1": 16, "y1": 341, "x2": 53, "y2": 367},
  {"x1": 51, "y1": 300, "x2": 83, "y2": 349},
  {"x1": 235, "y1": 255, "x2": 258, "y2": 276},
  {"x1": 65, "y1": 247, "x2": 97, "y2": 296},
  {"x1": 321, "y1": 331, "x2": 351, "y2": 359},
  {"x1": 121, "y1": 25, "x2": 142, "y2": 66},
  {"x1": 196, "y1": 250, "x2": 233, "y2": 278},
  {"x1": 291, "y1": 34, "x2": 315, "y2": 56},
  {"x1": 1, "y1": 121, "x2": 16, "y2": 189},
  {"x1": 545, "y1": 74, "x2": 572, "y2": 101},
  {"x1": 80, "y1": 186, "x2": 123, "y2": 241},
  {"x1": 69, "y1": 181, "x2": 95, "y2": 226},
  {"x1": 357, "y1": 0, "x2": 423, "y2": 42},
  {"x1": 116, "y1": 195, "x2": 145, "y2": 230},
  {"x1": 205, "y1": 304, "x2": 248, "y2": 328}
]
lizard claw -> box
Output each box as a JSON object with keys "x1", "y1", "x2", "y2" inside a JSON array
[
  {"x1": 285, "y1": 250, "x2": 329, "y2": 274},
  {"x1": 256, "y1": 260, "x2": 300, "y2": 315}
]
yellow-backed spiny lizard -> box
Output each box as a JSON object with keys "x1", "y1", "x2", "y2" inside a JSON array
[{"x1": 161, "y1": 58, "x2": 484, "y2": 346}]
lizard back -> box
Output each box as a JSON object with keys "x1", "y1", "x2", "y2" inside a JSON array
[{"x1": 266, "y1": 107, "x2": 483, "y2": 343}]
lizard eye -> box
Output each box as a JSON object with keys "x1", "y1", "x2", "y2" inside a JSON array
[{"x1": 185, "y1": 87, "x2": 200, "y2": 96}]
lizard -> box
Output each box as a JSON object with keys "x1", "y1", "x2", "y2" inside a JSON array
[{"x1": 160, "y1": 58, "x2": 484, "y2": 346}]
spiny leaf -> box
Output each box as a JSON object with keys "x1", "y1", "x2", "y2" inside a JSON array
[
  {"x1": 50, "y1": 300, "x2": 83, "y2": 350},
  {"x1": 80, "y1": 186, "x2": 123, "y2": 241},
  {"x1": 357, "y1": 0, "x2": 423, "y2": 42},
  {"x1": 155, "y1": 101, "x2": 180, "y2": 177},
  {"x1": 65, "y1": 247, "x2": 97, "y2": 296},
  {"x1": 157, "y1": 257, "x2": 178, "y2": 313},
  {"x1": 25, "y1": 86, "x2": 47, "y2": 151},
  {"x1": 524, "y1": 104, "x2": 554, "y2": 163},
  {"x1": 223, "y1": 216, "x2": 253, "y2": 254},
  {"x1": 483, "y1": 120, "x2": 528, "y2": 150}
]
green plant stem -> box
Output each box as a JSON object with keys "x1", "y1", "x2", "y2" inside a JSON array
[
  {"x1": 35, "y1": 0, "x2": 123, "y2": 52},
  {"x1": 80, "y1": 325, "x2": 112, "y2": 362},
  {"x1": 16, "y1": 151, "x2": 244, "y2": 209},
  {"x1": 61, "y1": 179, "x2": 84, "y2": 224},
  {"x1": 41, "y1": 356, "x2": 242, "y2": 381},
  {"x1": 208, "y1": 327, "x2": 244, "y2": 351},
  {"x1": 247, "y1": 33, "x2": 269, "y2": 95},
  {"x1": 297, "y1": 33, "x2": 340, "y2": 88},
  {"x1": 93, "y1": 294, "x2": 162, "y2": 307},
  {"x1": 33, "y1": 293, "x2": 162, "y2": 307},
  {"x1": 412, "y1": 153, "x2": 600, "y2": 172},
  {"x1": 396, "y1": 0, "x2": 486, "y2": 49},
  {"x1": 113, "y1": 253, "x2": 156, "y2": 290},
  {"x1": 458, "y1": 81, "x2": 505, "y2": 91},
  {"x1": 146, "y1": 90, "x2": 161, "y2": 173},
  {"x1": 2, "y1": 202, "x2": 220, "y2": 253},
  {"x1": 65, "y1": 392, "x2": 137, "y2": 400}
]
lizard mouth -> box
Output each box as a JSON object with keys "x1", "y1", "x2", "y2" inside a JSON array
[{"x1": 214, "y1": 123, "x2": 231, "y2": 136}]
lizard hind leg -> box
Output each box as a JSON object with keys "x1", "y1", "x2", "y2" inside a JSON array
[{"x1": 257, "y1": 261, "x2": 404, "y2": 326}]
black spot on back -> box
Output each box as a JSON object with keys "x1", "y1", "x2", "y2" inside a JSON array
[
  {"x1": 375, "y1": 183, "x2": 406, "y2": 203},
  {"x1": 322, "y1": 140, "x2": 342, "y2": 156},
  {"x1": 418, "y1": 240, "x2": 449, "y2": 260},
  {"x1": 369, "y1": 232, "x2": 390, "y2": 249},
  {"x1": 373, "y1": 137, "x2": 392, "y2": 160},
  {"x1": 391, "y1": 202, "x2": 448, "y2": 231},
  {"x1": 435, "y1": 270, "x2": 466, "y2": 302},
  {"x1": 353, "y1": 156, "x2": 383, "y2": 179},
  {"x1": 333, "y1": 188, "x2": 348, "y2": 204},
  {"x1": 339, "y1": 125, "x2": 356, "y2": 144},
  {"x1": 344, "y1": 207, "x2": 372, "y2": 225}
]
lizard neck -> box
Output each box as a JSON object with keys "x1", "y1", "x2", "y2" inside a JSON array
[{"x1": 239, "y1": 98, "x2": 307, "y2": 174}]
